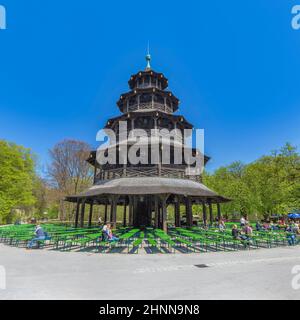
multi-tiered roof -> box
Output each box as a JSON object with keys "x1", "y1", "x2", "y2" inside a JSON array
[
  {"x1": 66, "y1": 54, "x2": 229, "y2": 230},
  {"x1": 87, "y1": 54, "x2": 207, "y2": 181}
]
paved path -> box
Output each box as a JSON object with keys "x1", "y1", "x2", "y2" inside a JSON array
[{"x1": 0, "y1": 244, "x2": 300, "y2": 299}]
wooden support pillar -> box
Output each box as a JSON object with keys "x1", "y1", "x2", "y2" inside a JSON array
[
  {"x1": 208, "y1": 200, "x2": 213, "y2": 226},
  {"x1": 80, "y1": 199, "x2": 86, "y2": 228},
  {"x1": 109, "y1": 198, "x2": 113, "y2": 222},
  {"x1": 93, "y1": 166, "x2": 97, "y2": 184},
  {"x1": 123, "y1": 201, "x2": 127, "y2": 227},
  {"x1": 104, "y1": 201, "x2": 108, "y2": 224},
  {"x1": 202, "y1": 202, "x2": 207, "y2": 227},
  {"x1": 175, "y1": 197, "x2": 181, "y2": 227},
  {"x1": 160, "y1": 196, "x2": 168, "y2": 232},
  {"x1": 88, "y1": 200, "x2": 94, "y2": 228},
  {"x1": 123, "y1": 163, "x2": 127, "y2": 177},
  {"x1": 129, "y1": 196, "x2": 134, "y2": 226},
  {"x1": 159, "y1": 206, "x2": 163, "y2": 229},
  {"x1": 185, "y1": 197, "x2": 193, "y2": 227},
  {"x1": 217, "y1": 202, "x2": 222, "y2": 221},
  {"x1": 154, "y1": 196, "x2": 160, "y2": 228},
  {"x1": 75, "y1": 199, "x2": 81, "y2": 228},
  {"x1": 110, "y1": 196, "x2": 119, "y2": 229}
]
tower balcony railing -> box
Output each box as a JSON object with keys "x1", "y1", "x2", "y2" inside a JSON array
[
  {"x1": 137, "y1": 83, "x2": 161, "y2": 89},
  {"x1": 127, "y1": 102, "x2": 172, "y2": 114},
  {"x1": 96, "y1": 166, "x2": 200, "y2": 182},
  {"x1": 115, "y1": 129, "x2": 184, "y2": 143}
]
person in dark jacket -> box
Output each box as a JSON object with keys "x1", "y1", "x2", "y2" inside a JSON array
[{"x1": 231, "y1": 224, "x2": 240, "y2": 240}]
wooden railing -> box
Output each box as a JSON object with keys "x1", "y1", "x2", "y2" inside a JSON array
[
  {"x1": 96, "y1": 166, "x2": 200, "y2": 181},
  {"x1": 127, "y1": 103, "x2": 172, "y2": 114}
]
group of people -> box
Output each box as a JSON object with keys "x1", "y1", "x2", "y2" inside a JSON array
[
  {"x1": 255, "y1": 219, "x2": 300, "y2": 234},
  {"x1": 101, "y1": 223, "x2": 119, "y2": 242},
  {"x1": 24, "y1": 214, "x2": 300, "y2": 249},
  {"x1": 231, "y1": 216, "x2": 299, "y2": 246},
  {"x1": 26, "y1": 219, "x2": 119, "y2": 250},
  {"x1": 231, "y1": 223, "x2": 253, "y2": 242},
  {"x1": 98, "y1": 217, "x2": 119, "y2": 241}
]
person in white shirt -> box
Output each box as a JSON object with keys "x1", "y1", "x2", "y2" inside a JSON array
[{"x1": 240, "y1": 216, "x2": 246, "y2": 227}]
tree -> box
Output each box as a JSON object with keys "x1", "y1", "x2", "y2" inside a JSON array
[
  {"x1": 0, "y1": 140, "x2": 36, "y2": 224},
  {"x1": 239, "y1": 143, "x2": 300, "y2": 219},
  {"x1": 203, "y1": 143, "x2": 300, "y2": 221},
  {"x1": 203, "y1": 162, "x2": 256, "y2": 219},
  {"x1": 47, "y1": 139, "x2": 93, "y2": 220}
]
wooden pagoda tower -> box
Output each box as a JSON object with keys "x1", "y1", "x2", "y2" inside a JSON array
[{"x1": 66, "y1": 53, "x2": 229, "y2": 231}]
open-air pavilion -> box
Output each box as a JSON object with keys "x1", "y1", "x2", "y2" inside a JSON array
[{"x1": 66, "y1": 177, "x2": 229, "y2": 232}]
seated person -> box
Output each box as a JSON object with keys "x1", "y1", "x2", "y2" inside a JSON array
[
  {"x1": 231, "y1": 225, "x2": 240, "y2": 240},
  {"x1": 107, "y1": 225, "x2": 119, "y2": 242},
  {"x1": 293, "y1": 223, "x2": 300, "y2": 235},
  {"x1": 101, "y1": 223, "x2": 110, "y2": 241},
  {"x1": 218, "y1": 221, "x2": 226, "y2": 232},
  {"x1": 286, "y1": 224, "x2": 293, "y2": 232},
  {"x1": 27, "y1": 224, "x2": 46, "y2": 249},
  {"x1": 287, "y1": 231, "x2": 296, "y2": 246},
  {"x1": 270, "y1": 222, "x2": 278, "y2": 231},
  {"x1": 243, "y1": 223, "x2": 253, "y2": 237},
  {"x1": 255, "y1": 221, "x2": 262, "y2": 231},
  {"x1": 239, "y1": 223, "x2": 253, "y2": 243}
]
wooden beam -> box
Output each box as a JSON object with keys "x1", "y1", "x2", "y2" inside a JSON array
[
  {"x1": 88, "y1": 200, "x2": 94, "y2": 228},
  {"x1": 175, "y1": 199, "x2": 181, "y2": 227},
  {"x1": 154, "y1": 196, "x2": 159, "y2": 228},
  {"x1": 202, "y1": 202, "x2": 207, "y2": 227},
  {"x1": 161, "y1": 197, "x2": 167, "y2": 232},
  {"x1": 93, "y1": 165, "x2": 97, "y2": 184},
  {"x1": 208, "y1": 200, "x2": 213, "y2": 225},
  {"x1": 104, "y1": 201, "x2": 108, "y2": 224},
  {"x1": 129, "y1": 196, "x2": 134, "y2": 226},
  {"x1": 110, "y1": 197, "x2": 116, "y2": 228},
  {"x1": 217, "y1": 202, "x2": 221, "y2": 221},
  {"x1": 158, "y1": 194, "x2": 170, "y2": 232},
  {"x1": 186, "y1": 197, "x2": 193, "y2": 227},
  {"x1": 123, "y1": 201, "x2": 127, "y2": 227},
  {"x1": 110, "y1": 196, "x2": 120, "y2": 229},
  {"x1": 80, "y1": 199, "x2": 86, "y2": 228},
  {"x1": 75, "y1": 199, "x2": 80, "y2": 228}
]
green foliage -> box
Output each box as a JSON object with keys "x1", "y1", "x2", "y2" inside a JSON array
[
  {"x1": 203, "y1": 143, "x2": 300, "y2": 220},
  {"x1": 0, "y1": 140, "x2": 36, "y2": 223}
]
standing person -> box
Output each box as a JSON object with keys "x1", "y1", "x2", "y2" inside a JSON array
[
  {"x1": 240, "y1": 216, "x2": 246, "y2": 227},
  {"x1": 27, "y1": 224, "x2": 46, "y2": 249},
  {"x1": 98, "y1": 216, "x2": 102, "y2": 226}
]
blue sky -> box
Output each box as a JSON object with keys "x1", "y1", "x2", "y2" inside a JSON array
[{"x1": 0, "y1": 0, "x2": 300, "y2": 174}]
